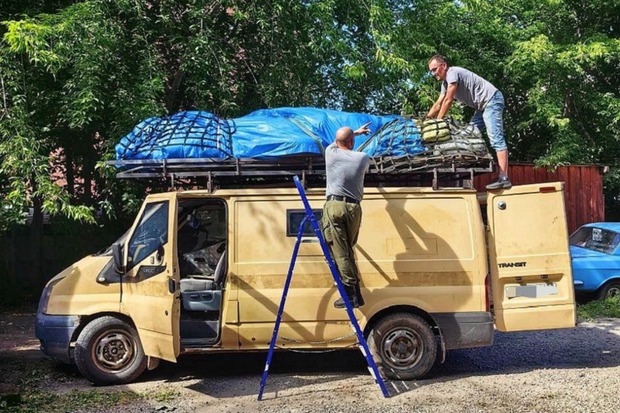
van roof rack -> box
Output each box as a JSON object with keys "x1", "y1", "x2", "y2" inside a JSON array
[{"x1": 106, "y1": 153, "x2": 493, "y2": 192}]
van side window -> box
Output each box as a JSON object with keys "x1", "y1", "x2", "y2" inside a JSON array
[
  {"x1": 127, "y1": 201, "x2": 169, "y2": 269},
  {"x1": 287, "y1": 209, "x2": 322, "y2": 237}
]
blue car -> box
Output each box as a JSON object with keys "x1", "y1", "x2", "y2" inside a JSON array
[{"x1": 570, "y1": 222, "x2": 620, "y2": 300}]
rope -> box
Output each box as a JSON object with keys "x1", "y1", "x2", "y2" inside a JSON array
[
  {"x1": 288, "y1": 118, "x2": 325, "y2": 157},
  {"x1": 367, "y1": 117, "x2": 491, "y2": 173},
  {"x1": 118, "y1": 111, "x2": 234, "y2": 160}
]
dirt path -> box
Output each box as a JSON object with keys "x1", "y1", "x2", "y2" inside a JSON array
[
  {"x1": 2, "y1": 310, "x2": 620, "y2": 412},
  {"x1": 0, "y1": 312, "x2": 39, "y2": 356}
]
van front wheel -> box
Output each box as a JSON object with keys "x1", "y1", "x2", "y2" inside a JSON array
[
  {"x1": 368, "y1": 313, "x2": 437, "y2": 380},
  {"x1": 74, "y1": 316, "x2": 147, "y2": 385}
]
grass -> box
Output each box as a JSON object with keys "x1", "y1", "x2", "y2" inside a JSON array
[
  {"x1": 152, "y1": 387, "x2": 181, "y2": 403},
  {"x1": 4, "y1": 389, "x2": 144, "y2": 413},
  {"x1": 577, "y1": 296, "x2": 620, "y2": 321},
  {"x1": 2, "y1": 385, "x2": 183, "y2": 413},
  {"x1": 0, "y1": 358, "x2": 181, "y2": 413}
]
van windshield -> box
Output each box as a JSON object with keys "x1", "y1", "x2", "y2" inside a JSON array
[
  {"x1": 570, "y1": 226, "x2": 620, "y2": 255},
  {"x1": 98, "y1": 202, "x2": 169, "y2": 257},
  {"x1": 98, "y1": 230, "x2": 129, "y2": 256}
]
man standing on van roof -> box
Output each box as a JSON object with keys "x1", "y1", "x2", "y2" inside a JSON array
[
  {"x1": 322, "y1": 123, "x2": 371, "y2": 309},
  {"x1": 426, "y1": 54, "x2": 511, "y2": 190}
]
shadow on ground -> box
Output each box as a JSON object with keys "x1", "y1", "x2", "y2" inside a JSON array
[
  {"x1": 139, "y1": 319, "x2": 620, "y2": 398},
  {"x1": 3, "y1": 309, "x2": 620, "y2": 402}
]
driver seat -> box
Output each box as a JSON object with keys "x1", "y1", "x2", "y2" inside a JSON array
[{"x1": 179, "y1": 250, "x2": 227, "y2": 312}]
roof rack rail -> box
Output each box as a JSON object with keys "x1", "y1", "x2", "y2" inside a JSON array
[{"x1": 106, "y1": 153, "x2": 494, "y2": 192}]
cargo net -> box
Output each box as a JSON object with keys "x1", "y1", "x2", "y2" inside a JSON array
[
  {"x1": 115, "y1": 111, "x2": 235, "y2": 160},
  {"x1": 367, "y1": 118, "x2": 492, "y2": 173}
]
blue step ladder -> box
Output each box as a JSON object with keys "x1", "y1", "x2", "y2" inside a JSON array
[{"x1": 257, "y1": 175, "x2": 390, "y2": 400}]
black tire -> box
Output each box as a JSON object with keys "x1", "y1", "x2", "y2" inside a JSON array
[
  {"x1": 368, "y1": 312, "x2": 437, "y2": 380},
  {"x1": 74, "y1": 316, "x2": 147, "y2": 385},
  {"x1": 596, "y1": 280, "x2": 620, "y2": 300}
]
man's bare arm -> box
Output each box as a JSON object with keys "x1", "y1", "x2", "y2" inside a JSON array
[
  {"x1": 426, "y1": 94, "x2": 445, "y2": 119},
  {"x1": 437, "y1": 83, "x2": 458, "y2": 119}
]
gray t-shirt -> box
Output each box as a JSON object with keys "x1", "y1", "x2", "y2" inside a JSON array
[
  {"x1": 325, "y1": 143, "x2": 369, "y2": 202},
  {"x1": 440, "y1": 66, "x2": 498, "y2": 111}
]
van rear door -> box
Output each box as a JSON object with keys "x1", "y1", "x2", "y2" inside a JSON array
[
  {"x1": 121, "y1": 196, "x2": 180, "y2": 362},
  {"x1": 486, "y1": 182, "x2": 575, "y2": 332}
]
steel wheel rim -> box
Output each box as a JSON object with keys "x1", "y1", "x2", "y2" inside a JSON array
[
  {"x1": 92, "y1": 329, "x2": 136, "y2": 372},
  {"x1": 382, "y1": 327, "x2": 423, "y2": 369},
  {"x1": 607, "y1": 286, "x2": 620, "y2": 298}
]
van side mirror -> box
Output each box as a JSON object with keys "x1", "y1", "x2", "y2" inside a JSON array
[
  {"x1": 154, "y1": 244, "x2": 164, "y2": 266},
  {"x1": 112, "y1": 242, "x2": 125, "y2": 274}
]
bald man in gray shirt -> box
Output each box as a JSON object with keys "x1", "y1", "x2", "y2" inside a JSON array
[{"x1": 322, "y1": 123, "x2": 371, "y2": 308}]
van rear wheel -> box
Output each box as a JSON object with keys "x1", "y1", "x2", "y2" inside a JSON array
[
  {"x1": 369, "y1": 313, "x2": 437, "y2": 380},
  {"x1": 74, "y1": 316, "x2": 147, "y2": 385}
]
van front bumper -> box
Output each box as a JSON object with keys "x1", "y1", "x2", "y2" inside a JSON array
[{"x1": 35, "y1": 312, "x2": 81, "y2": 364}]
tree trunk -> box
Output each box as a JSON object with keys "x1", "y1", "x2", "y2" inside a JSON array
[
  {"x1": 30, "y1": 195, "x2": 44, "y2": 292},
  {"x1": 165, "y1": 69, "x2": 186, "y2": 114}
]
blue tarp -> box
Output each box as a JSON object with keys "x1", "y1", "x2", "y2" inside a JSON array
[{"x1": 115, "y1": 107, "x2": 426, "y2": 160}]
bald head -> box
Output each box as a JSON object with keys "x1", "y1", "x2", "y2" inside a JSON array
[{"x1": 335, "y1": 127, "x2": 354, "y2": 149}]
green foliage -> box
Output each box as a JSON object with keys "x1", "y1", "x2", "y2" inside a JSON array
[
  {"x1": 0, "y1": 355, "x2": 141, "y2": 412},
  {"x1": 0, "y1": 0, "x2": 344, "y2": 232},
  {"x1": 577, "y1": 297, "x2": 620, "y2": 321},
  {"x1": 15, "y1": 390, "x2": 141, "y2": 413},
  {"x1": 152, "y1": 387, "x2": 181, "y2": 403},
  {"x1": 507, "y1": 1, "x2": 619, "y2": 159},
  {"x1": 0, "y1": 0, "x2": 619, "y2": 235}
]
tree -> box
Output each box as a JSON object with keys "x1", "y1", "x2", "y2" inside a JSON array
[{"x1": 1, "y1": 0, "x2": 619, "y2": 232}]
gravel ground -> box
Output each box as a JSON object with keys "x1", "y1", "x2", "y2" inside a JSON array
[{"x1": 2, "y1": 311, "x2": 620, "y2": 413}]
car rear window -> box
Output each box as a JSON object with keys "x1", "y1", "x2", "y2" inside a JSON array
[{"x1": 570, "y1": 226, "x2": 620, "y2": 254}]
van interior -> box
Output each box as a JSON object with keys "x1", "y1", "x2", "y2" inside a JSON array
[{"x1": 176, "y1": 199, "x2": 227, "y2": 347}]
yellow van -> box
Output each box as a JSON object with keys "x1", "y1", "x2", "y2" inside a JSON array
[{"x1": 35, "y1": 182, "x2": 575, "y2": 385}]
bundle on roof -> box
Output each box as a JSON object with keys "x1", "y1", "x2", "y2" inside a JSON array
[
  {"x1": 115, "y1": 107, "x2": 489, "y2": 168},
  {"x1": 116, "y1": 107, "x2": 420, "y2": 160}
]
